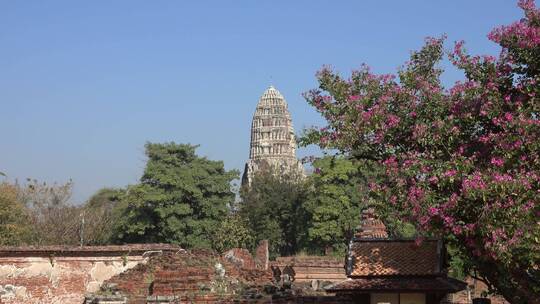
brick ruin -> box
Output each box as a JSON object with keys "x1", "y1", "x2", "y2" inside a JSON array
[
  {"x1": 0, "y1": 241, "x2": 509, "y2": 304},
  {"x1": 0, "y1": 240, "x2": 357, "y2": 304},
  {"x1": 270, "y1": 256, "x2": 346, "y2": 284},
  {"x1": 0, "y1": 244, "x2": 179, "y2": 304},
  {"x1": 0, "y1": 237, "x2": 509, "y2": 304},
  {"x1": 85, "y1": 241, "x2": 352, "y2": 304}
]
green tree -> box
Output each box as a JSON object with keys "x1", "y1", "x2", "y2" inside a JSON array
[
  {"x1": 113, "y1": 142, "x2": 238, "y2": 249},
  {"x1": 304, "y1": 156, "x2": 415, "y2": 254},
  {"x1": 0, "y1": 183, "x2": 31, "y2": 245},
  {"x1": 212, "y1": 213, "x2": 254, "y2": 253},
  {"x1": 240, "y1": 168, "x2": 308, "y2": 257},
  {"x1": 304, "y1": 156, "x2": 363, "y2": 254}
]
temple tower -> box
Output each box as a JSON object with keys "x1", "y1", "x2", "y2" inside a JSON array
[{"x1": 241, "y1": 86, "x2": 304, "y2": 186}]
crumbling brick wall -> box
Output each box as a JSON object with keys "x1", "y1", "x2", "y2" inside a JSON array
[
  {"x1": 222, "y1": 240, "x2": 269, "y2": 271},
  {"x1": 0, "y1": 244, "x2": 179, "y2": 304},
  {"x1": 94, "y1": 250, "x2": 352, "y2": 304},
  {"x1": 271, "y1": 256, "x2": 346, "y2": 283}
]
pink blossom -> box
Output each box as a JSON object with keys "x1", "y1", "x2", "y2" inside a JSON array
[
  {"x1": 428, "y1": 207, "x2": 439, "y2": 216},
  {"x1": 386, "y1": 115, "x2": 401, "y2": 128},
  {"x1": 490, "y1": 157, "x2": 504, "y2": 167},
  {"x1": 349, "y1": 95, "x2": 360, "y2": 101},
  {"x1": 383, "y1": 156, "x2": 398, "y2": 167},
  {"x1": 428, "y1": 176, "x2": 439, "y2": 184},
  {"x1": 493, "y1": 173, "x2": 513, "y2": 183},
  {"x1": 443, "y1": 215, "x2": 455, "y2": 227},
  {"x1": 463, "y1": 173, "x2": 487, "y2": 192},
  {"x1": 452, "y1": 226, "x2": 463, "y2": 235},
  {"x1": 419, "y1": 216, "x2": 430, "y2": 226},
  {"x1": 521, "y1": 200, "x2": 534, "y2": 211},
  {"x1": 407, "y1": 186, "x2": 425, "y2": 203},
  {"x1": 465, "y1": 223, "x2": 477, "y2": 231},
  {"x1": 443, "y1": 169, "x2": 457, "y2": 177}
]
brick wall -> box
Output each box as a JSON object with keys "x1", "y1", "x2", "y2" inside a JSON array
[
  {"x1": 0, "y1": 244, "x2": 179, "y2": 304},
  {"x1": 271, "y1": 256, "x2": 346, "y2": 283},
  {"x1": 222, "y1": 240, "x2": 269, "y2": 271}
]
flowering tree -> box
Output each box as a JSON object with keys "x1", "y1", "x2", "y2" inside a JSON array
[{"x1": 301, "y1": 1, "x2": 540, "y2": 302}]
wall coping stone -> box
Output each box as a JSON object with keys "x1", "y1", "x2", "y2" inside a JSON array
[{"x1": 0, "y1": 244, "x2": 181, "y2": 257}]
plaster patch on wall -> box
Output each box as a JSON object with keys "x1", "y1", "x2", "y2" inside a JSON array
[
  {"x1": 0, "y1": 284, "x2": 29, "y2": 301},
  {"x1": 0, "y1": 259, "x2": 76, "y2": 288},
  {"x1": 0, "y1": 264, "x2": 27, "y2": 278},
  {"x1": 86, "y1": 260, "x2": 140, "y2": 292}
]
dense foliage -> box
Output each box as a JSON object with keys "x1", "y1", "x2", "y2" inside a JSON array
[
  {"x1": 239, "y1": 168, "x2": 308, "y2": 257},
  {"x1": 0, "y1": 183, "x2": 31, "y2": 245},
  {"x1": 113, "y1": 142, "x2": 238, "y2": 249},
  {"x1": 212, "y1": 213, "x2": 254, "y2": 253},
  {"x1": 301, "y1": 1, "x2": 540, "y2": 302},
  {"x1": 0, "y1": 179, "x2": 122, "y2": 246},
  {"x1": 304, "y1": 156, "x2": 416, "y2": 254},
  {"x1": 303, "y1": 156, "x2": 365, "y2": 253}
]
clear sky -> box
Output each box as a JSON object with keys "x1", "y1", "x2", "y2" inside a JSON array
[{"x1": 0, "y1": 1, "x2": 523, "y2": 203}]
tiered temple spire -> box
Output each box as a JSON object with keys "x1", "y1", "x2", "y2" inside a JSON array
[{"x1": 241, "y1": 86, "x2": 304, "y2": 186}]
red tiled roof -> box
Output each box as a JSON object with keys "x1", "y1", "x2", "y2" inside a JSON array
[
  {"x1": 350, "y1": 240, "x2": 440, "y2": 276},
  {"x1": 327, "y1": 276, "x2": 466, "y2": 293}
]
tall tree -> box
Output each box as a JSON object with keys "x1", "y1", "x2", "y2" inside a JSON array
[
  {"x1": 240, "y1": 168, "x2": 308, "y2": 257},
  {"x1": 301, "y1": 1, "x2": 540, "y2": 302},
  {"x1": 113, "y1": 142, "x2": 238, "y2": 249},
  {"x1": 303, "y1": 156, "x2": 364, "y2": 254}
]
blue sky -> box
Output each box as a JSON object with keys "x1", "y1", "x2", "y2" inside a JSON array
[{"x1": 0, "y1": 1, "x2": 523, "y2": 202}]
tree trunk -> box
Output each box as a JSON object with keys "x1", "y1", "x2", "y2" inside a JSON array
[{"x1": 475, "y1": 258, "x2": 540, "y2": 304}]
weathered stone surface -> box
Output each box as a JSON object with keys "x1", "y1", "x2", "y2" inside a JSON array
[
  {"x1": 242, "y1": 86, "x2": 305, "y2": 186},
  {"x1": 223, "y1": 248, "x2": 256, "y2": 269},
  {"x1": 254, "y1": 240, "x2": 269, "y2": 270},
  {"x1": 97, "y1": 250, "x2": 276, "y2": 303},
  {"x1": 271, "y1": 256, "x2": 346, "y2": 283},
  {"x1": 92, "y1": 250, "x2": 358, "y2": 304},
  {"x1": 0, "y1": 244, "x2": 179, "y2": 304}
]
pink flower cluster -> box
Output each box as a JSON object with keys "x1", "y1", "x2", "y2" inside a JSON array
[
  {"x1": 488, "y1": 0, "x2": 540, "y2": 48},
  {"x1": 490, "y1": 157, "x2": 505, "y2": 167},
  {"x1": 462, "y1": 172, "x2": 486, "y2": 193}
]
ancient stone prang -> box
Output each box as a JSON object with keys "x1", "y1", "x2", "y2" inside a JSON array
[{"x1": 241, "y1": 86, "x2": 304, "y2": 186}]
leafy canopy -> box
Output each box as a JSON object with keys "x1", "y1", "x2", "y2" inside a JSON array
[
  {"x1": 0, "y1": 183, "x2": 31, "y2": 245},
  {"x1": 303, "y1": 156, "x2": 365, "y2": 254},
  {"x1": 301, "y1": 1, "x2": 540, "y2": 303},
  {"x1": 114, "y1": 142, "x2": 238, "y2": 249},
  {"x1": 240, "y1": 168, "x2": 308, "y2": 257}
]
